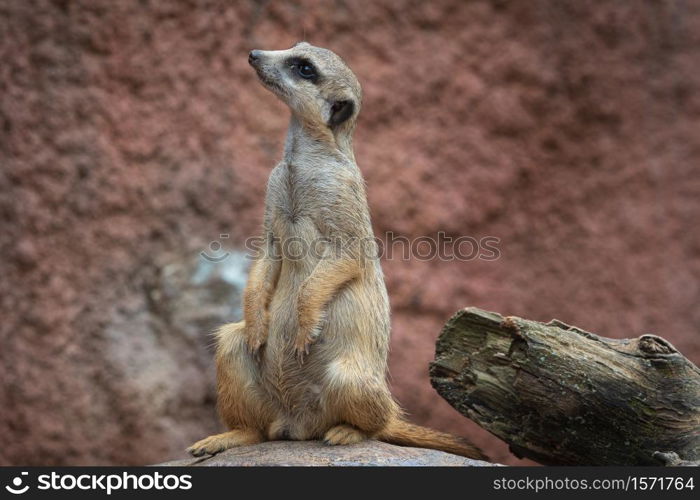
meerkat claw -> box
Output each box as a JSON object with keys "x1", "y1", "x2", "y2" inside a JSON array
[
  {"x1": 293, "y1": 335, "x2": 314, "y2": 363},
  {"x1": 245, "y1": 336, "x2": 266, "y2": 361}
]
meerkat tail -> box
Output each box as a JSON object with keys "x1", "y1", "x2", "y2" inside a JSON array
[{"x1": 377, "y1": 418, "x2": 489, "y2": 461}]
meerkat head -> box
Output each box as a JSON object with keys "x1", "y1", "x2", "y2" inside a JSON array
[{"x1": 248, "y1": 42, "x2": 361, "y2": 137}]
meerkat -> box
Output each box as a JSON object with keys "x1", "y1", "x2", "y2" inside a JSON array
[{"x1": 187, "y1": 42, "x2": 487, "y2": 460}]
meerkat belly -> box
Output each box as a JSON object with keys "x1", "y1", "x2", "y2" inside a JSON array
[
  {"x1": 259, "y1": 215, "x2": 322, "y2": 431},
  {"x1": 262, "y1": 268, "x2": 324, "y2": 438},
  {"x1": 262, "y1": 254, "x2": 389, "y2": 438}
]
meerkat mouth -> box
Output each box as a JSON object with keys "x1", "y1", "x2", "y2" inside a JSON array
[{"x1": 255, "y1": 70, "x2": 285, "y2": 95}]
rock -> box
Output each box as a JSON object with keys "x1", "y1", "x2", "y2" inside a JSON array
[{"x1": 159, "y1": 441, "x2": 494, "y2": 467}]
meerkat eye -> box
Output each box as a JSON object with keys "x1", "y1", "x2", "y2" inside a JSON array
[{"x1": 297, "y1": 62, "x2": 317, "y2": 80}]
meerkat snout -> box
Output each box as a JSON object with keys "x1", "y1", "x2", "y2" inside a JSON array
[{"x1": 247, "y1": 42, "x2": 361, "y2": 132}]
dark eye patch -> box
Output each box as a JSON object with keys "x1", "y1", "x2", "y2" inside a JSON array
[{"x1": 287, "y1": 57, "x2": 320, "y2": 83}]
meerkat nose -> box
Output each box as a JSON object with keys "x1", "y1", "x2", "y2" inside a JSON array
[{"x1": 248, "y1": 50, "x2": 261, "y2": 66}]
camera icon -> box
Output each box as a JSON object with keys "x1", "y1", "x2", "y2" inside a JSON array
[
  {"x1": 5, "y1": 472, "x2": 29, "y2": 494},
  {"x1": 200, "y1": 234, "x2": 231, "y2": 263}
]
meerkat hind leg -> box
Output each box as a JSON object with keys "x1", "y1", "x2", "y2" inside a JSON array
[
  {"x1": 323, "y1": 424, "x2": 367, "y2": 446},
  {"x1": 187, "y1": 428, "x2": 263, "y2": 457}
]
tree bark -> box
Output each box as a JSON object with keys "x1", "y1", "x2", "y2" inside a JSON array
[{"x1": 429, "y1": 308, "x2": 700, "y2": 465}]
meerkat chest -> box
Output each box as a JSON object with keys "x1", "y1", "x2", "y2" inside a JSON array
[{"x1": 270, "y1": 163, "x2": 355, "y2": 238}]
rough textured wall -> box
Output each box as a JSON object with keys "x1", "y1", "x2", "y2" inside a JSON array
[{"x1": 1, "y1": 0, "x2": 698, "y2": 465}]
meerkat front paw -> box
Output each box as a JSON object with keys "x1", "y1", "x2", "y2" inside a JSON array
[
  {"x1": 244, "y1": 312, "x2": 269, "y2": 359},
  {"x1": 187, "y1": 429, "x2": 263, "y2": 457},
  {"x1": 323, "y1": 425, "x2": 367, "y2": 446},
  {"x1": 294, "y1": 287, "x2": 325, "y2": 362},
  {"x1": 245, "y1": 326, "x2": 267, "y2": 358},
  {"x1": 294, "y1": 315, "x2": 323, "y2": 363}
]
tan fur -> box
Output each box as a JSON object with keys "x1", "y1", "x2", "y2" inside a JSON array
[
  {"x1": 187, "y1": 42, "x2": 487, "y2": 461},
  {"x1": 378, "y1": 419, "x2": 489, "y2": 461}
]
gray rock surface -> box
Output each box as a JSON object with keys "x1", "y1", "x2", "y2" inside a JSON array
[{"x1": 160, "y1": 440, "x2": 495, "y2": 467}]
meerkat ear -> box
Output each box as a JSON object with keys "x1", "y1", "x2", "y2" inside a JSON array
[{"x1": 328, "y1": 99, "x2": 355, "y2": 128}]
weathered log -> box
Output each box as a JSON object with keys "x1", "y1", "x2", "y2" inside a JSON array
[{"x1": 429, "y1": 308, "x2": 700, "y2": 465}]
